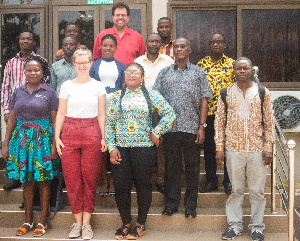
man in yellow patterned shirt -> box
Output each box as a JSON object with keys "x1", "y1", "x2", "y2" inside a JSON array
[{"x1": 197, "y1": 33, "x2": 234, "y2": 194}]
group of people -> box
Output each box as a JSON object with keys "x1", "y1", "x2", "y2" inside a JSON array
[{"x1": 1, "y1": 1, "x2": 275, "y2": 241}]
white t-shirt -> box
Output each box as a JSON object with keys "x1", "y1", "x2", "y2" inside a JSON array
[{"x1": 59, "y1": 78, "x2": 106, "y2": 118}]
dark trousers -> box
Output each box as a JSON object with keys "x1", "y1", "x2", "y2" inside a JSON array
[
  {"x1": 111, "y1": 146, "x2": 157, "y2": 225},
  {"x1": 204, "y1": 115, "x2": 230, "y2": 185},
  {"x1": 163, "y1": 132, "x2": 200, "y2": 210}
]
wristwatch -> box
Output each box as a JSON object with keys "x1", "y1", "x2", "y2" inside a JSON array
[{"x1": 200, "y1": 123, "x2": 207, "y2": 127}]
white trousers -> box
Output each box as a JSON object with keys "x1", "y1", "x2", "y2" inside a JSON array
[{"x1": 225, "y1": 151, "x2": 267, "y2": 233}]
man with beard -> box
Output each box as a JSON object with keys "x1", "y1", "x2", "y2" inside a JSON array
[{"x1": 93, "y1": 2, "x2": 145, "y2": 65}]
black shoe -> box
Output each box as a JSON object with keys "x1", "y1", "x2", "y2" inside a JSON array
[
  {"x1": 222, "y1": 228, "x2": 242, "y2": 240},
  {"x1": 200, "y1": 182, "x2": 218, "y2": 193},
  {"x1": 185, "y1": 209, "x2": 196, "y2": 218},
  {"x1": 251, "y1": 230, "x2": 264, "y2": 241},
  {"x1": 157, "y1": 182, "x2": 166, "y2": 194},
  {"x1": 3, "y1": 179, "x2": 21, "y2": 191},
  {"x1": 224, "y1": 182, "x2": 232, "y2": 194},
  {"x1": 162, "y1": 207, "x2": 178, "y2": 216}
]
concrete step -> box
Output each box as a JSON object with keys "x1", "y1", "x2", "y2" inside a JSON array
[
  {"x1": 0, "y1": 204, "x2": 288, "y2": 230},
  {"x1": 0, "y1": 187, "x2": 283, "y2": 209},
  {"x1": 0, "y1": 227, "x2": 288, "y2": 241},
  {"x1": 0, "y1": 169, "x2": 274, "y2": 189}
]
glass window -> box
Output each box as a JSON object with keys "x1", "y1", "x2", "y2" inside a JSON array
[
  {"x1": 105, "y1": 9, "x2": 142, "y2": 34},
  {"x1": 58, "y1": 10, "x2": 95, "y2": 52},
  {"x1": 242, "y1": 9, "x2": 300, "y2": 83},
  {"x1": 176, "y1": 10, "x2": 237, "y2": 64},
  {"x1": 1, "y1": 0, "x2": 43, "y2": 4},
  {"x1": 1, "y1": 13, "x2": 40, "y2": 76}
]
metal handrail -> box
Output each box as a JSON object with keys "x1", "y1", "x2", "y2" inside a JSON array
[{"x1": 271, "y1": 120, "x2": 295, "y2": 241}]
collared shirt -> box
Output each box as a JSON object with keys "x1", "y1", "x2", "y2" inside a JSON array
[
  {"x1": 159, "y1": 39, "x2": 174, "y2": 59},
  {"x1": 214, "y1": 82, "x2": 275, "y2": 153},
  {"x1": 1, "y1": 52, "x2": 50, "y2": 115},
  {"x1": 105, "y1": 87, "x2": 176, "y2": 152},
  {"x1": 134, "y1": 53, "x2": 174, "y2": 90},
  {"x1": 153, "y1": 61, "x2": 213, "y2": 135},
  {"x1": 93, "y1": 27, "x2": 145, "y2": 65},
  {"x1": 197, "y1": 54, "x2": 235, "y2": 116},
  {"x1": 55, "y1": 43, "x2": 82, "y2": 62},
  {"x1": 50, "y1": 58, "x2": 78, "y2": 96},
  {"x1": 9, "y1": 83, "x2": 58, "y2": 120}
]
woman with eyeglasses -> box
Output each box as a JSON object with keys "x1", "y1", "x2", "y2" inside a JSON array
[
  {"x1": 90, "y1": 34, "x2": 126, "y2": 198},
  {"x1": 105, "y1": 62, "x2": 175, "y2": 240},
  {"x1": 55, "y1": 45, "x2": 107, "y2": 240}
]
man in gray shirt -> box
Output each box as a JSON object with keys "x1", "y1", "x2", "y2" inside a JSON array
[
  {"x1": 153, "y1": 37, "x2": 212, "y2": 218},
  {"x1": 50, "y1": 36, "x2": 78, "y2": 95}
]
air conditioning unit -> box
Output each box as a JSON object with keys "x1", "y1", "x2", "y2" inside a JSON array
[{"x1": 271, "y1": 91, "x2": 300, "y2": 132}]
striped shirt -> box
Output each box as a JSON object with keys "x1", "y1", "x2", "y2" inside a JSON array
[
  {"x1": 105, "y1": 87, "x2": 176, "y2": 152},
  {"x1": 1, "y1": 52, "x2": 50, "y2": 115},
  {"x1": 214, "y1": 82, "x2": 275, "y2": 153}
]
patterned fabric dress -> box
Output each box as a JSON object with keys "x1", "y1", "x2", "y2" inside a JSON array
[{"x1": 5, "y1": 119, "x2": 61, "y2": 183}]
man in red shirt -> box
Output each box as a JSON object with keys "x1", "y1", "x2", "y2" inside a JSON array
[{"x1": 93, "y1": 2, "x2": 145, "y2": 65}]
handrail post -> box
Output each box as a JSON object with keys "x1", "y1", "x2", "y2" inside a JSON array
[
  {"x1": 271, "y1": 143, "x2": 277, "y2": 213},
  {"x1": 287, "y1": 140, "x2": 296, "y2": 241}
]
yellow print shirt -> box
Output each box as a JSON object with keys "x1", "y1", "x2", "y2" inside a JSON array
[{"x1": 197, "y1": 55, "x2": 235, "y2": 116}]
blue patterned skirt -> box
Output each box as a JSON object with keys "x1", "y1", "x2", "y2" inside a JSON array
[{"x1": 5, "y1": 119, "x2": 61, "y2": 183}]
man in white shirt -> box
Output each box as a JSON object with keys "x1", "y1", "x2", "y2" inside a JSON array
[
  {"x1": 134, "y1": 33, "x2": 174, "y2": 194},
  {"x1": 134, "y1": 33, "x2": 174, "y2": 90}
]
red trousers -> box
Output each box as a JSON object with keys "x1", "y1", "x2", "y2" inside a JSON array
[{"x1": 61, "y1": 117, "x2": 102, "y2": 214}]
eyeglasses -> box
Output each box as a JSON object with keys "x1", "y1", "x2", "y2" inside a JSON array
[
  {"x1": 124, "y1": 70, "x2": 140, "y2": 77},
  {"x1": 114, "y1": 14, "x2": 127, "y2": 18},
  {"x1": 74, "y1": 62, "x2": 90, "y2": 67},
  {"x1": 209, "y1": 40, "x2": 224, "y2": 45}
]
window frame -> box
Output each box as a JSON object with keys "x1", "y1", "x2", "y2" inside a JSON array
[{"x1": 169, "y1": 1, "x2": 300, "y2": 90}]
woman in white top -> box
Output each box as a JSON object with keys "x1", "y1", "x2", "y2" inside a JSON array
[{"x1": 55, "y1": 46, "x2": 107, "y2": 240}]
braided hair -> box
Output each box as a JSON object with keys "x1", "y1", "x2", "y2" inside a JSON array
[
  {"x1": 24, "y1": 55, "x2": 50, "y2": 83},
  {"x1": 119, "y1": 62, "x2": 153, "y2": 120}
]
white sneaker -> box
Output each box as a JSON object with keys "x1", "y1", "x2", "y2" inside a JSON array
[
  {"x1": 82, "y1": 224, "x2": 94, "y2": 240},
  {"x1": 69, "y1": 223, "x2": 82, "y2": 239}
]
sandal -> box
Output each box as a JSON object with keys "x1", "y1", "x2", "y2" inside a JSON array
[
  {"x1": 126, "y1": 225, "x2": 146, "y2": 240},
  {"x1": 33, "y1": 223, "x2": 47, "y2": 237},
  {"x1": 15, "y1": 222, "x2": 34, "y2": 236},
  {"x1": 115, "y1": 225, "x2": 131, "y2": 240}
]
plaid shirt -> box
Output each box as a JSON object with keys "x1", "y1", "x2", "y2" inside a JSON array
[{"x1": 1, "y1": 51, "x2": 50, "y2": 114}]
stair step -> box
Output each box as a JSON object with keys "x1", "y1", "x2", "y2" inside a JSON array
[
  {"x1": 0, "y1": 204, "x2": 288, "y2": 231},
  {"x1": 0, "y1": 227, "x2": 288, "y2": 241},
  {"x1": 0, "y1": 187, "x2": 282, "y2": 209}
]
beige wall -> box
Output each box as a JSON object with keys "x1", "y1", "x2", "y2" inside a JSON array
[{"x1": 152, "y1": 0, "x2": 168, "y2": 32}]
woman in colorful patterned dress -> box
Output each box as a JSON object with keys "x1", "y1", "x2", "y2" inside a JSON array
[
  {"x1": 2, "y1": 56, "x2": 59, "y2": 237},
  {"x1": 105, "y1": 62, "x2": 176, "y2": 240}
]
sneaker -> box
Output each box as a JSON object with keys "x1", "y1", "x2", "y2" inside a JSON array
[
  {"x1": 69, "y1": 223, "x2": 82, "y2": 238},
  {"x1": 222, "y1": 228, "x2": 242, "y2": 240},
  {"x1": 82, "y1": 224, "x2": 93, "y2": 240},
  {"x1": 251, "y1": 230, "x2": 264, "y2": 241}
]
